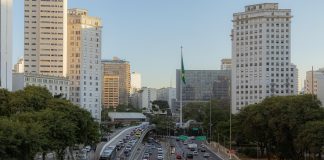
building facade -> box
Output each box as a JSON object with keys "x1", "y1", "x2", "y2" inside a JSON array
[
  {"x1": 12, "y1": 73, "x2": 69, "y2": 99},
  {"x1": 130, "y1": 87, "x2": 157, "y2": 111},
  {"x1": 102, "y1": 75, "x2": 119, "y2": 109},
  {"x1": 102, "y1": 58, "x2": 131, "y2": 106},
  {"x1": 0, "y1": 0, "x2": 12, "y2": 90},
  {"x1": 221, "y1": 58, "x2": 232, "y2": 70},
  {"x1": 305, "y1": 68, "x2": 324, "y2": 106},
  {"x1": 176, "y1": 70, "x2": 231, "y2": 102},
  {"x1": 131, "y1": 72, "x2": 141, "y2": 94},
  {"x1": 13, "y1": 57, "x2": 24, "y2": 73},
  {"x1": 231, "y1": 3, "x2": 298, "y2": 113},
  {"x1": 157, "y1": 87, "x2": 176, "y2": 108},
  {"x1": 67, "y1": 9, "x2": 102, "y2": 121},
  {"x1": 24, "y1": 0, "x2": 67, "y2": 76}
]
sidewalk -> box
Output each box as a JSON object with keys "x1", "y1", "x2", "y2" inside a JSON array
[{"x1": 204, "y1": 141, "x2": 241, "y2": 160}]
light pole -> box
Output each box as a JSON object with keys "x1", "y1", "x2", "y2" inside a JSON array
[
  {"x1": 229, "y1": 78, "x2": 232, "y2": 159},
  {"x1": 209, "y1": 94, "x2": 212, "y2": 143}
]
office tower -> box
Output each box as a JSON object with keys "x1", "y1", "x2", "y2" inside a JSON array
[
  {"x1": 67, "y1": 9, "x2": 102, "y2": 121},
  {"x1": 231, "y1": 3, "x2": 298, "y2": 113},
  {"x1": 102, "y1": 57, "x2": 131, "y2": 106},
  {"x1": 24, "y1": 0, "x2": 67, "y2": 76},
  {"x1": 0, "y1": 0, "x2": 12, "y2": 90},
  {"x1": 102, "y1": 75, "x2": 119, "y2": 109},
  {"x1": 131, "y1": 72, "x2": 141, "y2": 94},
  {"x1": 176, "y1": 70, "x2": 231, "y2": 102},
  {"x1": 305, "y1": 68, "x2": 324, "y2": 106},
  {"x1": 221, "y1": 59, "x2": 232, "y2": 70}
]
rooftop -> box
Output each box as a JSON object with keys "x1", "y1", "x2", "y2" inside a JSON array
[{"x1": 108, "y1": 112, "x2": 146, "y2": 120}]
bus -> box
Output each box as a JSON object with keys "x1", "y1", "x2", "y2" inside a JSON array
[
  {"x1": 99, "y1": 145, "x2": 117, "y2": 160},
  {"x1": 135, "y1": 130, "x2": 141, "y2": 138}
]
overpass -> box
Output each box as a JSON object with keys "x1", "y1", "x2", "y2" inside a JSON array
[{"x1": 127, "y1": 126, "x2": 155, "y2": 160}]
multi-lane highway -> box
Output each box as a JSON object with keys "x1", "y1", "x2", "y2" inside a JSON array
[
  {"x1": 95, "y1": 123, "x2": 150, "y2": 160},
  {"x1": 170, "y1": 137, "x2": 223, "y2": 160}
]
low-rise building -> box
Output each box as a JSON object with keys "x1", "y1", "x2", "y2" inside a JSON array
[
  {"x1": 108, "y1": 112, "x2": 146, "y2": 123},
  {"x1": 12, "y1": 73, "x2": 69, "y2": 99}
]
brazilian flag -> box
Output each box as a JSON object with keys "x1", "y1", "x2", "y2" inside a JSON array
[{"x1": 181, "y1": 52, "x2": 186, "y2": 85}]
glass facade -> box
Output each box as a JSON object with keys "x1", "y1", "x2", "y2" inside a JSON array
[{"x1": 176, "y1": 70, "x2": 231, "y2": 101}]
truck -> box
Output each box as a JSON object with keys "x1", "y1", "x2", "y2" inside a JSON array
[{"x1": 188, "y1": 143, "x2": 197, "y2": 151}]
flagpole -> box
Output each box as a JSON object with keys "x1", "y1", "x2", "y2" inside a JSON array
[{"x1": 180, "y1": 46, "x2": 183, "y2": 128}]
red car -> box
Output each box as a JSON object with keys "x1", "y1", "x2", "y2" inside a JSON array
[{"x1": 176, "y1": 153, "x2": 182, "y2": 159}]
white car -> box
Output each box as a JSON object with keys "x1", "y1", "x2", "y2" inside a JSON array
[
  {"x1": 157, "y1": 154, "x2": 163, "y2": 160},
  {"x1": 85, "y1": 145, "x2": 91, "y2": 152}
]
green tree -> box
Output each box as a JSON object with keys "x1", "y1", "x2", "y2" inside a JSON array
[
  {"x1": 0, "y1": 117, "x2": 46, "y2": 160},
  {"x1": 152, "y1": 100, "x2": 169, "y2": 112},
  {"x1": 0, "y1": 89, "x2": 11, "y2": 116},
  {"x1": 235, "y1": 95, "x2": 324, "y2": 159}
]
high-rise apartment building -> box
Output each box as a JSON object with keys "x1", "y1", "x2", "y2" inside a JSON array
[
  {"x1": 131, "y1": 72, "x2": 141, "y2": 94},
  {"x1": 67, "y1": 9, "x2": 102, "y2": 121},
  {"x1": 24, "y1": 0, "x2": 67, "y2": 76},
  {"x1": 102, "y1": 75, "x2": 119, "y2": 109},
  {"x1": 102, "y1": 57, "x2": 131, "y2": 106},
  {"x1": 0, "y1": 0, "x2": 12, "y2": 90},
  {"x1": 221, "y1": 59, "x2": 232, "y2": 70},
  {"x1": 305, "y1": 68, "x2": 324, "y2": 106},
  {"x1": 231, "y1": 3, "x2": 298, "y2": 113}
]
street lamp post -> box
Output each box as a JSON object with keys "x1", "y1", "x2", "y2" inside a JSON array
[
  {"x1": 229, "y1": 79, "x2": 232, "y2": 159},
  {"x1": 209, "y1": 95, "x2": 212, "y2": 143}
]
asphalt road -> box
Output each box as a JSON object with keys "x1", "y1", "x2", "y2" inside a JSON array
[
  {"x1": 95, "y1": 126, "x2": 138, "y2": 160},
  {"x1": 137, "y1": 139, "x2": 166, "y2": 160},
  {"x1": 171, "y1": 138, "x2": 223, "y2": 160}
]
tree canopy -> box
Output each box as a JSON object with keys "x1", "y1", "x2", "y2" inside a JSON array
[{"x1": 0, "y1": 86, "x2": 100, "y2": 160}]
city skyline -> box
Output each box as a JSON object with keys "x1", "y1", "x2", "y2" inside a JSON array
[{"x1": 12, "y1": 0, "x2": 324, "y2": 88}]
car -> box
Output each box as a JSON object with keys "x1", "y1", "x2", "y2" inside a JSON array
[
  {"x1": 193, "y1": 151, "x2": 198, "y2": 156},
  {"x1": 200, "y1": 147, "x2": 206, "y2": 152},
  {"x1": 144, "y1": 153, "x2": 150, "y2": 158},
  {"x1": 203, "y1": 153, "x2": 210, "y2": 158},
  {"x1": 157, "y1": 154, "x2": 163, "y2": 160},
  {"x1": 186, "y1": 153, "x2": 193, "y2": 159},
  {"x1": 84, "y1": 145, "x2": 91, "y2": 152},
  {"x1": 176, "y1": 154, "x2": 182, "y2": 159},
  {"x1": 183, "y1": 141, "x2": 188, "y2": 145}
]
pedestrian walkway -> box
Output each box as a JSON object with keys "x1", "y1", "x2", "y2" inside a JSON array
[{"x1": 205, "y1": 141, "x2": 241, "y2": 160}]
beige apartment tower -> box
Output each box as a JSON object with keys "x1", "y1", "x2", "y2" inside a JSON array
[
  {"x1": 102, "y1": 75, "x2": 119, "y2": 109},
  {"x1": 67, "y1": 9, "x2": 102, "y2": 121},
  {"x1": 102, "y1": 58, "x2": 131, "y2": 107},
  {"x1": 24, "y1": 0, "x2": 67, "y2": 76}
]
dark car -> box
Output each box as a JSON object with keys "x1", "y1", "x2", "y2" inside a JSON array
[{"x1": 186, "y1": 153, "x2": 193, "y2": 159}]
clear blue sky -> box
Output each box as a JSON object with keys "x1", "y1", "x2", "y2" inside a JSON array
[{"x1": 13, "y1": 0, "x2": 324, "y2": 89}]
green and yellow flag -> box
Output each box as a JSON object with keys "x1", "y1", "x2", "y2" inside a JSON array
[{"x1": 181, "y1": 52, "x2": 186, "y2": 85}]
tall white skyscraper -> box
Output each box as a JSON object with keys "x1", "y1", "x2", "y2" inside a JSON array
[
  {"x1": 24, "y1": 0, "x2": 67, "y2": 77},
  {"x1": 131, "y1": 72, "x2": 141, "y2": 94},
  {"x1": 231, "y1": 3, "x2": 298, "y2": 113},
  {"x1": 67, "y1": 9, "x2": 102, "y2": 121},
  {"x1": 0, "y1": 0, "x2": 12, "y2": 91}
]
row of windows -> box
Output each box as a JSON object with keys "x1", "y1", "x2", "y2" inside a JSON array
[{"x1": 236, "y1": 23, "x2": 289, "y2": 30}]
